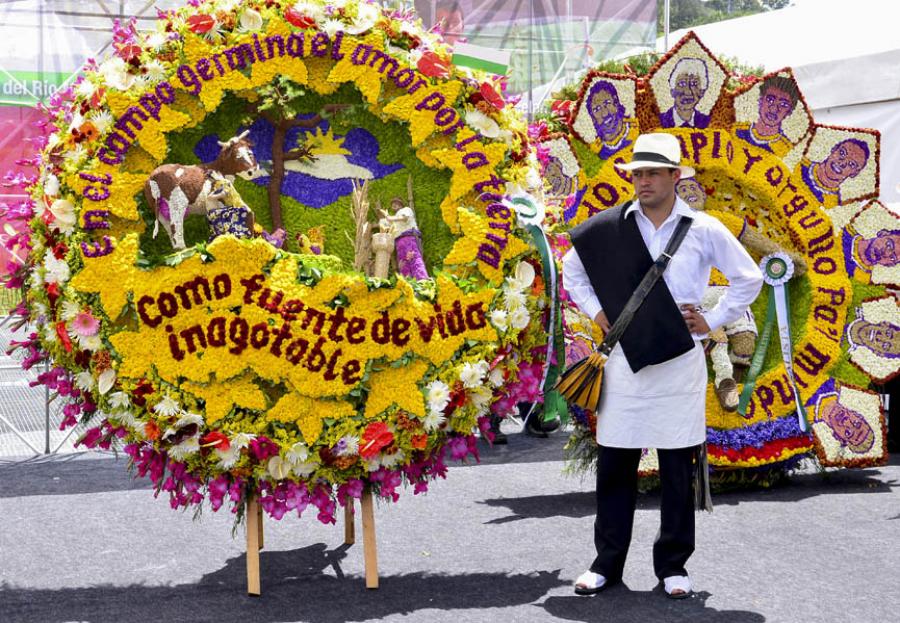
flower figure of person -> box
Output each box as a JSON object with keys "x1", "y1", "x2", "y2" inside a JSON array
[
  {"x1": 584, "y1": 79, "x2": 635, "y2": 159},
  {"x1": 660, "y1": 58, "x2": 710, "y2": 129},
  {"x1": 381, "y1": 197, "x2": 429, "y2": 280},
  {"x1": 810, "y1": 380, "x2": 876, "y2": 454},
  {"x1": 675, "y1": 177, "x2": 757, "y2": 411},
  {"x1": 843, "y1": 226, "x2": 900, "y2": 283},
  {"x1": 800, "y1": 139, "x2": 870, "y2": 207},
  {"x1": 735, "y1": 76, "x2": 800, "y2": 157}
]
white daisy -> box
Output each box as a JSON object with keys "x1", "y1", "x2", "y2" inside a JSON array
[
  {"x1": 508, "y1": 306, "x2": 530, "y2": 330},
  {"x1": 75, "y1": 78, "x2": 96, "y2": 99},
  {"x1": 90, "y1": 110, "x2": 115, "y2": 134},
  {"x1": 503, "y1": 289, "x2": 527, "y2": 310},
  {"x1": 174, "y1": 412, "x2": 204, "y2": 429},
  {"x1": 153, "y1": 394, "x2": 181, "y2": 417},
  {"x1": 60, "y1": 300, "x2": 81, "y2": 322},
  {"x1": 74, "y1": 370, "x2": 95, "y2": 392},
  {"x1": 109, "y1": 391, "x2": 130, "y2": 410},
  {"x1": 143, "y1": 60, "x2": 167, "y2": 84},
  {"x1": 422, "y1": 409, "x2": 446, "y2": 432},
  {"x1": 76, "y1": 333, "x2": 103, "y2": 352},
  {"x1": 459, "y1": 361, "x2": 489, "y2": 389},
  {"x1": 286, "y1": 441, "x2": 310, "y2": 464},
  {"x1": 43, "y1": 251, "x2": 71, "y2": 285},
  {"x1": 43, "y1": 174, "x2": 60, "y2": 197},
  {"x1": 169, "y1": 435, "x2": 201, "y2": 460},
  {"x1": 43, "y1": 323, "x2": 57, "y2": 343},
  {"x1": 380, "y1": 449, "x2": 405, "y2": 469},
  {"x1": 489, "y1": 309, "x2": 509, "y2": 331},
  {"x1": 488, "y1": 367, "x2": 504, "y2": 387},
  {"x1": 321, "y1": 18, "x2": 344, "y2": 38},
  {"x1": 425, "y1": 379, "x2": 451, "y2": 413},
  {"x1": 144, "y1": 31, "x2": 167, "y2": 50}
]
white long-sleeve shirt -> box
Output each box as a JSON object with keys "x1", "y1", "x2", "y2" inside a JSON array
[{"x1": 562, "y1": 197, "x2": 763, "y2": 340}]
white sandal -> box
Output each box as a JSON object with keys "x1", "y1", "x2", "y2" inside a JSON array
[
  {"x1": 574, "y1": 570, "x2": 608, "y2": 595},
  {"x1": 663, "y1": 575, "x2": 693, "y2": 599}
]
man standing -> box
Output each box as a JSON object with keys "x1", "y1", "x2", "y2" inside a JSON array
[{"x1": 562, "y1": 133, "x2": 762, "y2": 599}]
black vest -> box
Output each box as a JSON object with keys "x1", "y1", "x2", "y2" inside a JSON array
[{"x1": 569, "y1": 203, "x2": 695, "y2": 373}]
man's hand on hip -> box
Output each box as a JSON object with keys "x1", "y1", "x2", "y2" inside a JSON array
[
  {"x1": 593, "y1": 310, "x2": 611, "y2": 333},
  {"x1": 680, "y1": 304, "x2": 710, "y2": 335}
]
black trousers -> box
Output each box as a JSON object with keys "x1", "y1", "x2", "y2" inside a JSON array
[{"x1": 588, "y1": 444, "x2": 697, "y2": 581}]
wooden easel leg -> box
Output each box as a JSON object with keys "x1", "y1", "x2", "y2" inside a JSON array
[
  {"x1": 360, "y1": 487, "x2": 379, "y2": 589},
  {"x1": 344, "y1": 500, "x2": 355, "y2": 545},
  {"x1": 257, "y1": 500, "x2": 264, "y2": 550},
  {"x1": 246, "y1": 495, "x2": 261, "y2": 596}
]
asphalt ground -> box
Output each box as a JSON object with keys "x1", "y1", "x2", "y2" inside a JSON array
[{"x1": 1, "y1": 427, "x2": 899, "y2": 623}]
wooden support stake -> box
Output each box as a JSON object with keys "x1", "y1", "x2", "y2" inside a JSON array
[
  {"x1": 360, "y1": 487, "x2": 379, "y2": 589},
  {"x1": 246, "y1": 495, "x2": 261, "y2": 596},
  {"x1": 257, "y1": 500, "x2": 264, "y2": 550},
  {"x1": 344, "y1": 500, "x2": 355, "y2": 545}
]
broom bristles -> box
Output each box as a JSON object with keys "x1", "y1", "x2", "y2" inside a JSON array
[{"x1": 556, "y1": 352, "x2": 607, "y2": 411}]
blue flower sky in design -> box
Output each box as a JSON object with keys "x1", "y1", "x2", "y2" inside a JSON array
[{"x1": 194, "y1": 116, "x2": 403, "y2": 208}]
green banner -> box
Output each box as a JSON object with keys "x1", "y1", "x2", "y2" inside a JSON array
[{"x1": 0, "y1": 70, "x2": 72, "y2": 107}]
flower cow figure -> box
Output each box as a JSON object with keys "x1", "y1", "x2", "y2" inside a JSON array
[{"x1": 143, "y1": 131, "x2": 260, "y2": 250}]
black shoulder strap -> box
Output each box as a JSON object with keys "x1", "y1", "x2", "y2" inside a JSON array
[{"x1": 599, "y1": 215, "x2": 693, "y2": 354}]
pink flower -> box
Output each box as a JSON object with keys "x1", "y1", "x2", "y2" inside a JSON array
[{"x1": 71, "y1": 311, "x2": 100, "y2": 336}]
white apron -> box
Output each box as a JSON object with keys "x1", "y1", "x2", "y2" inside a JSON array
[{"x1": 595, "y1": 341, "x2": 707, "y2": 449}]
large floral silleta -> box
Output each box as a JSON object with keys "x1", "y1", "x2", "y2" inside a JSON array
[
  {"x1": 537, "y1": 33, "x2": 894, "y2": 477},
  {"x1": 3, "y1": 0, "x2": 552, "y2": 523}
]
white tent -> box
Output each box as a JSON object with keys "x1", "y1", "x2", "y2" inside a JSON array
[{"x1": 660, "y1": 0, "x2": 900, "y2": 202}]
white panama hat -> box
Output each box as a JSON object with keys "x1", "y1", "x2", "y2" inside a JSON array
[{"x1": 614, "y1": 133, "x2": 696, "y2": 178}]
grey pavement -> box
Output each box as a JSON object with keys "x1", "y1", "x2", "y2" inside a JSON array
[{"x1": 1, "y1": 429, "x2": 899, "y2": 623}]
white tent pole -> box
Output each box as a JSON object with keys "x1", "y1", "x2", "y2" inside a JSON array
[{"x1": 664, "y1": 0, "x2": 671, "y2": 52}]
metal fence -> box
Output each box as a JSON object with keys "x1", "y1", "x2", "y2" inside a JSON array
[{"x1": 0, "y1": 312, "x2": 87, "y2": 458}]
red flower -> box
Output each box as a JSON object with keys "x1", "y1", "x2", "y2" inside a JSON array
[
  {"x1": 417, "y1": 51, "x2": 450, "y2": 78},
  {"x1": 45, "y1": 282, "x2": 60, "y2": 307},
  {"x1": 132, "y1": 378, "x2": 155, "y2": 407},
  {"x1": 117, "y1": 43, "x2": 143, "y2": 62},
  {"x1": 55, "y1": 322, "x2": 73, "y2": 352},
  {"x1": 201, "y1": 431, "x2": 230, "y2": 453},
  {"x1": 285, "y1": 8, "x2": 316, "y2": 29},
  {"x1": 186, "y1": 14, "x2": 216, "y2": 34},
  {"x1": 551, "y1": 99, "x2": 573, "y2": 122},
  {"x1": 479, "y1": 82, "x2": 505, "y2": 109},
  {"x1": 360, "y1": 422, "x2": 394, "y2": 459},
  {"x1": 411, "y1": 434, "x2": 428, "y2": 450}
]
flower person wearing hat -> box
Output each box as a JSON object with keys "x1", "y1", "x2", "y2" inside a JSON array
[{"x1": 562, "y1": 133, "x2": 762, "y2": 598}]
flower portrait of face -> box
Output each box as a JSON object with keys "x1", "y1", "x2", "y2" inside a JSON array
[
  {"x1": 587, "y1": 82, "x2": 625, "y2": 141},
  {"x1": 816, "y1": 139, "x2": 870, "y2": 187},
  {"x1": 849, "y1": 318, "x2": 900, "y2": 358},
  {"x1": 859, "y1": 229, "x2": 900, "y2": 269},
  {"x1": 758, "y1": 86, "x2": 795, "y2": 130},
  {"x1": 820, "y1": 396, "x2": 875, "y2": 453},
  {"x1": 675, "y1": 177, "x2": 706, "y2": 211},
  {"x1": 668, "y1": 58, "x2": 708, "y2": 119},
  {"x1": 544, "y1": 156, "x2": 575, "y2": 197}
]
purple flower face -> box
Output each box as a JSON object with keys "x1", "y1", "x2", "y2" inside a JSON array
[
  {"x1": 587, "y1": 84, "x2": 624, "y2": 140},
  {"x1": 861, "y1": 230, "x2": 900, "y2": 268},
  {"x1": 821, "y1": 398, "x2": 875, "y2": 453}
]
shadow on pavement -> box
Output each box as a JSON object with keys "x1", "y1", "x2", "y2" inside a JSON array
[
  {"x1": 0, "y1": 453, "x2": 151, "y2": 498},
  {"x1": 479, "y1": 491, "x2": 595, "y2": 524},
  {"x1": 478, "y1": 467, "x2": 898, "y2": 524},
  {"x1": 541, "y1": 586, "x2": 766, "y2": 623},
  {"x1": 1, "y1": 543, "x2": 570, "y2": 623}
]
